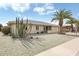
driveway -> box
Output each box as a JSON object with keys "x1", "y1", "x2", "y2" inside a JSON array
[{"x1": 36, "y1": 37, "x2": 79, "y2": 56}]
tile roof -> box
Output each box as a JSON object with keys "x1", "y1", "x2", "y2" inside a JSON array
[{"x1": 7, "y1": 20, "x2": 58, "y2": 26}]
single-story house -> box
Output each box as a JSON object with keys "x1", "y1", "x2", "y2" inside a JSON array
[
  {"x1": 7, "y1": 20, "x2": 73, "y2": 36},
  {"x1": 7, "y1": 20, "x2": 59, "y2": 35}
]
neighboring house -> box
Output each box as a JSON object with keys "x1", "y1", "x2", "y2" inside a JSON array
[
  {"x1": 7, "y1": 20, "x2": 59, "y2": 35},
  {"x1": 62, "y1": 24, "x2": 71, "y2": 32},
  {"x1": 62, "y1": 24, "x2": 79, "y2": 32}
]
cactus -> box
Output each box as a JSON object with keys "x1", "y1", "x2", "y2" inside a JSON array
[
  {"x1": 15, "y1": 17, "x2": 28, "y2": 38},
  {"x1": 11, "y1": 17, "x2": 30, "y2": 38},
  {"x1": 12, "y1": 17, "x2": 44, "y2": 48}
]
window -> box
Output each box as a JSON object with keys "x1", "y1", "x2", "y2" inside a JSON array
[
  {"x1": 43, "y1": 26, "x2": 46, "y2": 31},
  {"x1": 36, "y1": 26, "x2": 39, "y2": 30},
  {"x1": 48, "y1": 26, "x2": 52, "y2": 30}
]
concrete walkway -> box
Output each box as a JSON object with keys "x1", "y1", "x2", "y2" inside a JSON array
[
  {"x1": 66, "y1": 32, "x2": 79, "y2": 36},
  {"x1": 36, "y1": 37, "x2": 79, "y2": 56}
]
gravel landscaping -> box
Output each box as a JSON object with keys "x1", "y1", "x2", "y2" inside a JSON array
[{"x1": 0, "y1": 32, "x2": 75, "y2": 56}]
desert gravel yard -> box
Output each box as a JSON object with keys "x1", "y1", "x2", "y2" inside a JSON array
[{"x1": 0, "y1": 32, "x2": 75, "y2": 56}]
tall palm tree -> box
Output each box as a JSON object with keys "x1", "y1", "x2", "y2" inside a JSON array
[
  {"x1": 66, "y1": 18, "x2": 76, "y2": 32},
  {"x1": 51, "y1": 9, "x2": 72, "y2": 33}
]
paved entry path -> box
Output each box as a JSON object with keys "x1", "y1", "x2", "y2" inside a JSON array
[{"x1": 36, "y1": 37, "x2": 79, "y2": 56}]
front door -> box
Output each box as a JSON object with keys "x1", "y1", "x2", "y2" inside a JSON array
[
  {"x1": 43, "y1": 26, "x2": 49, "y2": 33},
  {"x1": 43, "y1": 26, "x2": 52, "y2": 31}
]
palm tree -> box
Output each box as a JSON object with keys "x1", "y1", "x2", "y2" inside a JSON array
[
  {"x1": 66, "y1": 18, "x2": 76, "y2": 32},
  {"x1": 51, "y1": 9, "x2": 72, "y2": 33}
]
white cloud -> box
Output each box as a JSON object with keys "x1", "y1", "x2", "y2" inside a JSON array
[
  {"x1": 44, "y1": 3, "x2": 54, "y2": 10},
  {"x1": 46, "y1": 10, "x2": 57, "y2": 15},
  {"x1": 10, "y1": 3, "x2": 30, "y2": 13},
  {"x1": 33, "y1": 7, "x2": 46, "y2": 15},
  {"x1": 33, "y1": 3, "x2": 56, "y2": 15},
  {"x1": 46, "y1": 6, "x2": 54, "y2": 10},
  {"x1": 0, "y1": 3, "x2": 30, "y2": 13}
]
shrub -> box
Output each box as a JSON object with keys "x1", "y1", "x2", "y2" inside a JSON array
[
  {"x1": 0, "y1": 24, "x2": 3, "y2": 31},
  {"x1": 1, "y1": 26, "x2": 10, "y2": 35}
]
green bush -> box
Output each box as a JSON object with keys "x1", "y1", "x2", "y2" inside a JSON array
[
  {"x1": 0, "y1": 24, "x2": 3, "y2": 31},
  {"x1": 1, "y1": 26, "x2": 10, "y2": 35}
]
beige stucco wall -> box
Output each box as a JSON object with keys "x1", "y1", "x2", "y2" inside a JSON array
[
  {"x1": 28, "y1": 25, "x2": 36, "y2": 33},
  {"x1": 39, "y1": 25, "x2": 44, "y2": 31},
  {"x1": 29, "y1": 25, "x2": 44, "y2": 33},
  {"x1": 48, "y1": 26, "x2": 59, "y2": 33},
  {"x1": 9, "y1": 24, "x2": 44, "y2": 34},
  {"x1": 9, "y1": 24, "x2": 59, "y2": 34},
  {"x1": 9, "y1": 24, "x2": 17, "y2": 35}
]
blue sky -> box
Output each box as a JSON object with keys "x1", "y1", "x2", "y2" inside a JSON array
[{"x1": 0, "y1": 3, "x2": 79, "y2": 25}]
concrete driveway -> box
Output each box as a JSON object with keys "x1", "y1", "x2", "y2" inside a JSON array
[{"x1": 36, "y1": 37, "x2": 79, "y2": 56}]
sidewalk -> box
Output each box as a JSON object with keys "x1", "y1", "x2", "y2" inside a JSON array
[
  {"x1": 66, "y1": 32, "x2": 79, "y2": 36},
  {"x1": 36, "y1": 37, "x2": 79, "y2": 56}
]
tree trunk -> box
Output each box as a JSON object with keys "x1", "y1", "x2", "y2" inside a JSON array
[
  {"x1": 71, "y1": 24, "x2": 74, "y2": 32},
  {"x1": 59, "y1": 19, "x2": 63, "y2": 34},
  {"x1": 59, "y1": 26, "x2": 63, "y2": 34}
]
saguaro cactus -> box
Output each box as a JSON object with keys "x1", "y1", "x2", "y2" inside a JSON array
[
  {"x1": 16, "y1": 17, "x2": 28, "y2": 38},
  {"x1": 13, "y1": 17, "x2": 44, "y2": 48}
]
